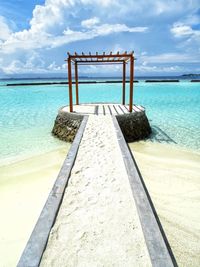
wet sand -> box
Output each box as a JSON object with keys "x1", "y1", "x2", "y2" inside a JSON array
[
  {"x1": 129, "y1": 141, "x2": 200, "y2": 267},
  {"x1": 0, "y1": 146, "x2": 69, "y2": 267}
]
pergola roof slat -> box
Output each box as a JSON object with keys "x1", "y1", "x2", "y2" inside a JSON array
[
  {"x1": 66, "y1": 51, "x2": 134, "y2": 65},
  {"x1": 76, "y1": 61, "x2": 125, "y2": 65},
  {"x1": 66, "y1": 51, "x2": 133, "y2": 60}
]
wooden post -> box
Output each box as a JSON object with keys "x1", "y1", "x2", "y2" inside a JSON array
[
  {"x1": 68, "y1": 57, "x2": 73, "y2": 112},
  {"x1": 75, "y1": 62, "x2": 79, "y2": 105},
  {"x1": 122, "y1": 61, "x2": 126, "y2": 105},
  {"x1": 129, "y1": 56, "x2": 134, "y2": 112}
]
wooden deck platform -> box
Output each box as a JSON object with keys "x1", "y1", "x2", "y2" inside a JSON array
[{"x1": 62, "y1": 103, "x2": 145, "y2": 115}]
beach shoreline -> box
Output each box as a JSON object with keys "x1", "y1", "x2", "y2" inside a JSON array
[{"x1": 0, "y1": 145, "x2": 69, "y2": 267}]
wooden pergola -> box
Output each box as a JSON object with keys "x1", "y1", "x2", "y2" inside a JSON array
[{"x1": 66, "y1": 51, "x2": 135, "y2": 112}]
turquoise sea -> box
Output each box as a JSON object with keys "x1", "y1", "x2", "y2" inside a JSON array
[{"x1": 0, "y1": 79, "x2": 200, "y2": 164}]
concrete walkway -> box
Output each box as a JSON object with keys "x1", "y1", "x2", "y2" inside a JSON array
[{"x1": 40, "y1": 115, "x2": 152, "y2": 267}]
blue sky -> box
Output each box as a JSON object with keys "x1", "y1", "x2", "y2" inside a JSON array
[{"x1": 0, "y1": 0, "x2": 199, "y2": 77}]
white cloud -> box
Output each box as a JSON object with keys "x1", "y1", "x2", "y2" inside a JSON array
[
  {"x1": 93, "y1": 24, "x2": 147, "y2": 35},
  {"x1": 105, "y1": 0, "x2": 200, "y2": 18},
  {"x1": 1, "y1": 58, "x2": 66, "y2": 74},
  {"x1": 81, "y1": 0, "x2": 116, "y2": 7},
  {"x1": 2, "y1": 0, "x2": 195, "y2": 54},
  {"x1": 81, "y1": 17, "x2": 100, "y2": 28},
  {"x1": 78, "y1": 63, "x2": 121, "y2": 75},
  {"x1": 1, "y1": 31, "x2": 50, "y2": 53},
  {"x1": 47, "y1": 61, "x2": 61, "y2": 71},
  {"x1": 1, "y1": 52, "x2": 47, "y2": 74},
  {"x1": 141, "y1": 52, "x2": 199, "y2": 63},
  {"x1": 1, "y1": 60, "x2": 26, "y2": 74},
  {"x1": 0, "y1": 21, "x2": 147, "y2": 53},
  {"x1": 171, "y1": 23, "x2": 199, "y2": 37},
  {"x1": 0, "y1": 16, "x2": 12, "y2": 41},
  {"x1": 170, "y1": 20, "x2": 200, "y2": 51},
  {"x1": 135, "y1": 64, "x2": 185, "y2": 74},
  {"x1": 30, "y1": 0, "x2": 74, "y2": 33},
  {"x1": 57, "y1": 23, "x2": 147, "y2": 48}
]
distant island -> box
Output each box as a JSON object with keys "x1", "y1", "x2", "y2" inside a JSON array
[{"x1": 181, "y1": 74, "x2": 200, "y2": 77}]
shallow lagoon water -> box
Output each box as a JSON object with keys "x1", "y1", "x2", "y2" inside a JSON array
[{"x1": 0, "y1": 80, "x2": 199, "y2": 164}]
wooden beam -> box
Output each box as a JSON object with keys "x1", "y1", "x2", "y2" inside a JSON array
[
  {"x1": 65, "y1": 56, "x2": 131, "y2": 62},
  {"x1": 75, "y1": 62, "x2": 79, "y2": 105},
  {"x1": 122, "y1": 61, "x2": 126, "y2": 105},
  {"x1": 74, "y1": 62, "x2": 124, "y2": 65},
  {"x1": 69, "y1": 53, "x2": 132, "y2": 59},
  {"x1": 129, "y1": 56, "x2": 134, "y2": 112},
  {"x1": 68, "y1": 57, "x2": 73, "y2": 112},
  {"x1": 76, "y1": 60, "x2": 125, "y2": 64}
]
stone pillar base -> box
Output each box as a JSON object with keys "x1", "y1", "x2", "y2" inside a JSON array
[
  {"x1": 116, "y1": 111, "x2": 151, "y2": 142},
  {"x1": 52, "y1": 109, "x2": 83, "y2": 142}
]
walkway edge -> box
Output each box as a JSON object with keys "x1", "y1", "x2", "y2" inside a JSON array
[
  {"x1": 112, "y1": 116, "x2": 177, "y2": 267},
  {"x1": 17, "y1": 116, "x2": 88, "y2": 267}
]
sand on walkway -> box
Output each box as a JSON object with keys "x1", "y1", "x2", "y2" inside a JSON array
[
  {"x1": 0, "y1": 146, "x2": 69, "y2": 267},
  {"x1": 129, "y1": 141, "x2": 200, "y2": 267},
  {"x1": 40, "y1": 115, "x2": 152, "y2": 267}
]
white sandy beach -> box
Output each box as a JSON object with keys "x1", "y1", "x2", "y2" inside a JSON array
[
  {"x1": 0, "y1": 146, "x2": 69, "y2": 267},
  {"x1": 129, "y1": 141, "x2": 200, "y2": 267},
  {"x1": 2, "y1": 118, "x2": 199, "y2": 267},
  {"x1": 40, "y1": 115, "x2": 151, "y2": 267}
]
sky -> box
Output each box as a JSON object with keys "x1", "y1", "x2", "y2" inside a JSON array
[{"x1": 0, "y1": 0, "x2": 199, "y2": 78}]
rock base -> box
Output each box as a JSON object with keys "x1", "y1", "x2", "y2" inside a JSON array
[
  {"x1": 52, "y1": 107, "x2": 151, "y2": 143},
  {"x1": 52, "y1": 109, "x2": 83, "y2": 142},
  {"x1": 116, "y1": 111, "x2": 151, "y2": 142}
]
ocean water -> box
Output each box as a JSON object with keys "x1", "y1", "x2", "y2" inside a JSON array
[{"x1": 0, "y1": 79, "x2": 199, "y2": 164}]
